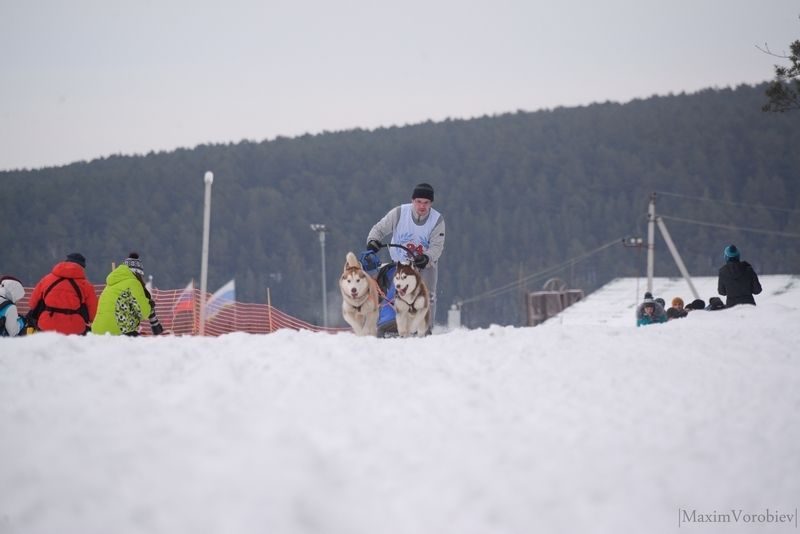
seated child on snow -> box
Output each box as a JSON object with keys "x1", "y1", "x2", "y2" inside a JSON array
[
  {"x1": 0, "y1": 276, "x2": 27, "y2": 337},
  {"x1": 636, "y1": 297, "x2": 667, "y2": 326},
  {"x1": 666, "y1": 297, "x2": 688, "y2": 320},
  {"x1": 685, "y1": 299, "x2": 705, "y2": 312}
]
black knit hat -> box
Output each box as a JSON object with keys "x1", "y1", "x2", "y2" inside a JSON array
[
  {"x1": 66, "y1": 252, "x2": 86, "y2": 268},
  {"x1": 123, "y1": 252, "x2": 144, "y2": 276},
  {"x1": 412, "y1": 183, "x2": 434, "y2": 202}
]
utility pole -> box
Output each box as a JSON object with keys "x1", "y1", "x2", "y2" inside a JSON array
[
  {"x1": 199, "y1": 171, "x2": 214, "y2": 336},
  {"x1": 310, "y1": 224, "x2": 328, "y2": 327},
  {"x1": 647, "y1": 193, "x2": 656, "y2": 294}
]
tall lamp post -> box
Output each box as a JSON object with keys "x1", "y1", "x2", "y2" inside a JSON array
[
  {"x1": 310, "y1": 223, "x2": 328, "y2": 327},
  {"x1": 199, "y1": 171, "x2": 214, "y2": 335}
]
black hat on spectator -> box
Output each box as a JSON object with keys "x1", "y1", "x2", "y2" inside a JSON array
[{"x1": 66, "y1": 253, "x2": 86, "y2": 268}]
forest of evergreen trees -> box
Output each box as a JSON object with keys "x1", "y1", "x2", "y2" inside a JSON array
[{"x1": 2, "y1": 83, "x2": 798, "y2": 327}]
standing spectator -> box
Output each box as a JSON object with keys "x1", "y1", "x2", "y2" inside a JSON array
[
  {"x1": 0, "y1": 276, "x2": 27, "y2": 337},
  {"x1": 366, "y1": 183, "x2": 445, "y2": 332},
  {"x1": 28, "y1": 253, "x2": 98, "y2": 335},
  {"x1": 717, "y1": 244, "x2": 762, "y2": 307}
]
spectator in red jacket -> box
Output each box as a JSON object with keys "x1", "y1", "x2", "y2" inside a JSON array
[{"x1": 28, "y1": 253, "x2": 98, "y2": 335}]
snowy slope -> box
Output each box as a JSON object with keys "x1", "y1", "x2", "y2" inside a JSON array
[
  {"x1": 553, "y1": 274, "x2": 799, "y2": 327},
  {"x1": 1, "y1": 276, "x2": 798, "y2": 534}
]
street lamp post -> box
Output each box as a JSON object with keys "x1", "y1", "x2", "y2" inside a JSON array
[
  {"x1": 199, "y1": 171, "x2": 214, "y2": 335},
  {"x1": 310, "y1": 224, "x2": 328, "y2": 327}
]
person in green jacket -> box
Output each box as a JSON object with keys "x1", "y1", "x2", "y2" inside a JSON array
[{"x1": 92, "y1": 252, "x2": 162, "y2": 336}]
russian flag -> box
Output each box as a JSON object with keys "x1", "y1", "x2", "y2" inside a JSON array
[
  {"x1": 173, "y1": 280, "x2": 194, "y2": 313},
  {"x1": 206, "y1": 279, "x2": 235, "y2": 320}
]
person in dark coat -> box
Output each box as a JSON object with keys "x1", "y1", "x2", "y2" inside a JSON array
[
  {"x1": 717, "y1": 245, "x2": 762, "y2": 307},
  {"x1": 705, "y1": 297, "x2": 726, "y2": 311},
  {"x1": 685, "y1": 299, "x2": 706, "y2": 311}
]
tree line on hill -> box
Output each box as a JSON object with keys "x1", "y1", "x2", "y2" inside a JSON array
[{"x1": 2, "y1": 83, "x2": 798, "y2": 328}]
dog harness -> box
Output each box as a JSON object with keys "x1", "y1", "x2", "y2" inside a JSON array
[{"x1": 396, "y1": 292, "x2": 423, "y2": 314}]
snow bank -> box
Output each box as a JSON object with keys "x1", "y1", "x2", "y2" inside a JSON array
[{"x1": 1, "y1": 276, "x2": 798, "y2": 534}]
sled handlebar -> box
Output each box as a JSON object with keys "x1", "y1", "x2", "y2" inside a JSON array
[{"x1": 380, "y1": 242, "x2": 423, "y2": 261}]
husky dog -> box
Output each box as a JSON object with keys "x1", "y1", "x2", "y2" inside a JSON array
[
  {"x1": 340, "y1": 252, "x2": 380, "y2": 336},
  {"x1": 392, "y1": 262, "x2": 431, "y2": 337}
]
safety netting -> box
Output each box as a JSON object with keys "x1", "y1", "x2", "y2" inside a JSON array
[{"x1": 18, "y1": 285, "x2": 346, "y2": 336}]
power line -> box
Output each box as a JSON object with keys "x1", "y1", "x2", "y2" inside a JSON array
[
  {"x1": 654, "y1": 191, "x2": 800, "y2": 214},
  {"x1": 459, "y1": 237, "x2": 624, "y2": 306},
  {"x1": 659, "y1": 215, "x2": 800, "y2": 238}
]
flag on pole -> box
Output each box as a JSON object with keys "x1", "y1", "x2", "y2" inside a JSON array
[
  {"x1": 206, "y1": 279, "x2": 235, "y2": 320},
  {"x1": 173, "y1": 280, "x2": 194, "y2": 313}
]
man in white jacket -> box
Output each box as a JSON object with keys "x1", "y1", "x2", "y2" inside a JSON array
[{"x1": 367, "y1": 183, "x2": 446, "y2": 331}]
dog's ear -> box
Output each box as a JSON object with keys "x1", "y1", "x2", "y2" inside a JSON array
[{"x1": 346, "y1": 252, "x2": 360, "y2": 269}]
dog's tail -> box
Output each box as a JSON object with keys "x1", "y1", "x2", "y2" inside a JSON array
[{"x1": 346, "y1": 252, "x2": 360, "y2": 269}]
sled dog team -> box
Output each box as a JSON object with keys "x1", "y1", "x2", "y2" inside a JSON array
[
  {"x1": 340, "y1": 252, "x2": 431, "y2": 338},
  {"x1": 340, "y1": 182, "x2": 443, "y2": 338}
]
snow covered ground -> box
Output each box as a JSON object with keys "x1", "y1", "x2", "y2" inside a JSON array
[{"x1": 1, "y1": 275, "x2": 798, "y2": 534}]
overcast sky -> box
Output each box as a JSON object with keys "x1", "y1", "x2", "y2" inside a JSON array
[{"x1": 1, "y1": 0, "x2": 797, "y2": 171}]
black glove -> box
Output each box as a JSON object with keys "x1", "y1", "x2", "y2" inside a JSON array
[
  {"x1": 414, "y1": 254, "x2": 430, "y2": 270},
  {"x1": 149, "y1": 299, "x2": 156, "y2": 313},
  {"x1": 149, "y1": 312, "x2": 164, "y2": 335},
  {"x1": 367, "y1": 240, "x2": 382, "y2": 253},
  {"x1": 24, "y1": 311, "x2": 38, "y2": 330}
]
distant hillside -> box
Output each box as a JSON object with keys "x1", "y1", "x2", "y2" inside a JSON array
[{"x1": 2, "y1": 83, "x2": 798, "y2": 327}]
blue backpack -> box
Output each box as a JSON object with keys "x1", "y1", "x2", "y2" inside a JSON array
[{"x1": 0, "y1": 299, "x2": 25, "y2": 337}]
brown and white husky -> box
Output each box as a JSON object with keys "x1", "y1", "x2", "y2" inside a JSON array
[
  {"x1": 392, "y1": 262, "x2": 431, "y2": 337},
  {"x1": 340, "y1": 252, "x2": 380, "y2": 336}
]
